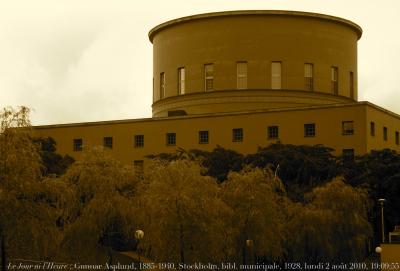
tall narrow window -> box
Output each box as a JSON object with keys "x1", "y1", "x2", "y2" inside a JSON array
[
  {"x1": 383, "y1": 127, "x2": 388, "y2": 141},
  {"x1": 178, "y1": 67, "x2": 185, "y2": 94},
  {"x1": 304, "y1": 63, "x2": 313, "y2": 91},
  {"x1": 160, "y1": 72, "x2": 165, "y2": 98},
  {"x1": 349, "y1": 71, "x2": 354, "y2": 99},
  {"x1": 204, "y1": 64, "x2": 214, "y2": 91},
  {"x1": 396, "y1": 131, "x2": 399, "y2": 145},
  {"x1": 271, "y1": 62, "x2": 281, "y2": 89},
  {"x1": 237, "y1": 62, "x2": 247, "y2": 89},
  {"x1": 103, "y1": 137, "x2": 113, "y2": 149},
  {"x1": 370, "y1": 122, "x2": 375, "y2": 136},
  {"x1": 331, "y1": 66, "x2": 338, "y2": 95}
]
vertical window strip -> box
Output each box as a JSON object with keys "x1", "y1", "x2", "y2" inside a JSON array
[
  {"x1": 350, "y1": 71, "x2": 354, "y2": 99},
  {"x1": 160, "y1": 72, "x2": 165, "y2": 99},
  {"x1": 331, "y1": 66, "x2": 338, "y2": 95},
  {"x1": 271, "y1": 62, "x2": 281, "y2": 89},
  {"x1": 204, "y1": 64, "x2": 214, "y2": 91},
  {"x1": 237, "y1": 62, "x2": 247, "y2": 89},
  {"x1": 304, "y1": 63, "x2": 313, "y2": 91},
  {"x1": 178, "y1": 67, "x2": 185, "y2": 94}
]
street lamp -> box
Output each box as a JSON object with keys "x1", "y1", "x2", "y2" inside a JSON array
[
  {"x1": 135, "y1": 230, "x2": 144, "y2": 270},
  {"x1": 246, "y1": 239, "x2": 254, "y2": 266},
  {"x1": 378, "y1": 199, "x2": 386, "y2": 243}
]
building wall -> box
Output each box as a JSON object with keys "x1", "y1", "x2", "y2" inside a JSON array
[
  {"x1": 34, "y1": 103, "x2": 400, "y2": 166},
  {"x1": 366, "y1": 106, "x2": 400, "y2": 152},
  {"x1": 380, "y1": 244, "x2": 400, "y2": 270},
  {"x1": 150, "y1": 11, "x2": 361, "y2": 117}
]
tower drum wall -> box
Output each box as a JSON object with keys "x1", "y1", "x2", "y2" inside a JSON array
[{"x1": 149, "y1": 11, "x2": 362, "y2": 117}]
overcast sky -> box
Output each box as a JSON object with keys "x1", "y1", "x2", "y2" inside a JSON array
[{"x1": 0, "y1": 0, "x2": 399, "y2": 125}]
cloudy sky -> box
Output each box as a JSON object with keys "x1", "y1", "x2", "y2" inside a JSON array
[{"x1": 0, "y1": 0, "x2": 399, "y2": 125}]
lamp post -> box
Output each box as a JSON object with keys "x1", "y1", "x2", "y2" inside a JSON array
[
  {"x1": 378, "y1": 199, "x2": 386, "y2": 243},
  {"x1": 246, "y1": 239, "x2": 254, "y2": 266},
  {"x1": 135, "y1": 229, "x2": 144, "y2": 270}
]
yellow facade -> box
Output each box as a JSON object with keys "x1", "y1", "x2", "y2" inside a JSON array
[{"x1": 33, "y1": 11, "x2": 400, "y2": 165}]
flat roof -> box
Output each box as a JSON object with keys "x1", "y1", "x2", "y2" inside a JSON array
[
  {"x1": 148, "y1": 10, "x2": 363, "y2": 42},
  {"x1": 33, "y1": 101, "x2": 400, "y2": 130}
]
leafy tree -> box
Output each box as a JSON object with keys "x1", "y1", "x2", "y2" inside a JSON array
[
  {"x1": 137, "y1": 159, "x2": 233, "y2": 263},
  {"x1": 285, "y1": 178, "x2": 371, "y2": 263},
  {"x1": 147, "y1": 146, "x2": 244, "y2": 182},
  {"x1": 245, "y1": 144, "x2": 338, "y2": 200},
  {"x1": 33, "y1": 137, "x2": 75, "y2": 176},
  {"x1": 57, "y1": 148, "x2": 138, "y2": 264},
  {"x1": 0, "y1": 107, "x2": 64, "y2": 268},
  {"x1": 222, "y1": 167, "x2": 285, "y2": 263}
]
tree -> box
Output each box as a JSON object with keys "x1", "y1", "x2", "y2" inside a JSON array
[
  {"x1": 137, "y1": 159, "x2": 233, "y2": 264},
  {"x1": 58, "y1": 148, "x2": 138, "y2": 264},
  {"x1": 222, "y1": 167, "x2": 285, "y2": 263},
  {"x1": 0, "y1": 107, "x2": 64, "y2": 268},
  {"x1": 285, "y1": 178, "x2": 371, "y2": 263},
  {"x1": 33, "y1": 137, "x2": 74, "y2": 176},
  {"x1": 245, "y1": 144, "x2": 338, "y2": 201}
]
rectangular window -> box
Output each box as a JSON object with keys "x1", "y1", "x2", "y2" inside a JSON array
[
  {"x1": 204, "y1": 64, "x2": 214, "y2": 91},
  {"x1": 350, "y1": 71, "x2": 354, "y2": 99},
  {"x1": 304, "y1": 123, "x2": 316, "y2": 137},
  {"x1": 133, "y1": 160, "x2": 144, "y2": 177},
  {"x1": 199, "y1": 130, "x2": 209, "y2": 144},
  {"x1": 370, "y1": 122, "x2": 375, "y2": 136},
  {"x1": 237, "y1": 62, "x2": 247, "y2": 89},
  {"x1": 267, "y1": 126, "x2": 279, "y2": 139},
  {"x1": 178, "y1": 67, "x2": 185, "y2": 94},
  {"x1": 134, "y1": 135, "x2": 144, "y2": 148},
  {"x1": 396, "y1": 131, "x2": 399, "y2": 145},
  {"x1": 271, "y1": 62, "x2": 281, "y2": 89},
  {"x1": 383, "y1": 127, "x2": 388, "y2": 141},
  {"x1": 342, "y1": 149, "x2": 355, "y2": 161},
  {"x1": 73, "y1": 138, "x2": 83, "y2": 152},
  {"x1": 103, "y1": 137, "x2": 113, "y2": 149},
  {"x1": 160, "y1": 72, "x2": 165, "y2": 99},
  {"x1": 232, "y1": 128, "x2": 243, "y2": 142},
  {"x1": 331, "y1": 66, "x2": 338, "y2": 95},
  {"x1": 342, "y1": 121, "x2": 354, "y2": 135},
  {"x1": 166, "y1": 133, "x2": 176, "y2": 146},
  {"x1": 304, "y1": 63, "x2": 313, "y2": 91}
]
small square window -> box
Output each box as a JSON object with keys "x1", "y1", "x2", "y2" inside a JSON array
[
  {"x1": 199, "y1": 131, "x2": 209, "y2": 144},
  {"x1": 103, "y1": 137, "x2": 113, "y2": 149},
  {"x1": 342, "y1": 121, "x2": 354, "y2": 135},
  {"x1": 370, "y1": 122, "x2": 375, "y2": 137},
  {"x1": 134, "y1": 135, "x2": 144, "y2": 148},
  {"x1": 232, "y1": 128, "x2": 243, "y2": 142},
  {"x1": 73, "y1": 138, "x2": 83, "y2": 152},
  {"x1": 304, "y1": 123, "x2": 315, "y2": 137},
  {"x1": 267, "y1": 126, "x2": 279, "y2": 139},
  {"x1": 383, "y1": 127, "x2": 388, "y2": 141},
  {"x1": 166, "y1": 133, "x2": 176, "y2": 146}
]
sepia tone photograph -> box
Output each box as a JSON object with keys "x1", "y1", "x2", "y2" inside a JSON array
[{"x1": 0, "y1": 0, "x2": 399, "y2": 270}]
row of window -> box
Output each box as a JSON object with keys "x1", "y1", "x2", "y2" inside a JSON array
[
  {"x1": 158, "y1": 62, "x2": 354, "y2": 98},
  {"x1": 370, "y1": 121, "x2": 400, "y2": 143},
  {"x1": 72, "y1": 121, "x2": 400, "y2": 152}
]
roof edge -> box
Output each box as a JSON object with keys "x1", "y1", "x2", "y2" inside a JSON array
[{"x1": 148, "y1": 10, "x2": 363, "y2": 43}]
